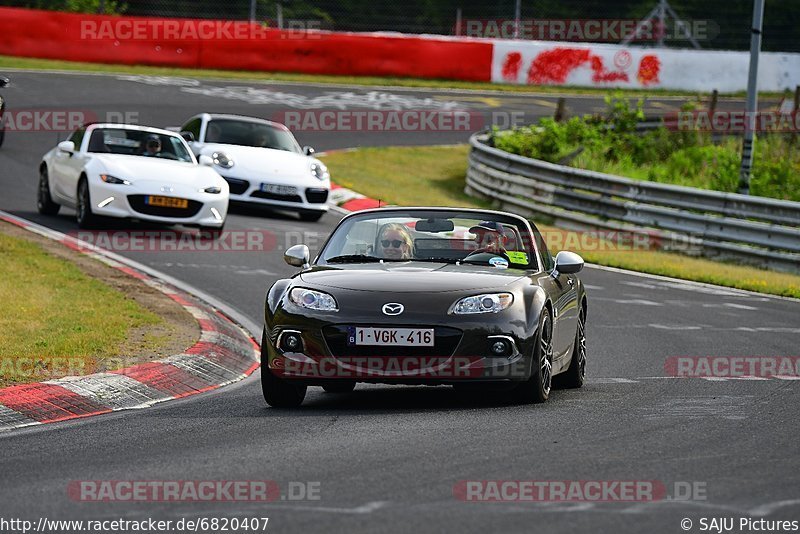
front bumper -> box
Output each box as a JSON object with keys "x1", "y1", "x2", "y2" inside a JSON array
[
  {"x1": 265, "y1": 296, "x2": 536, "y2": 385},
  {"x1": 221, "y1": 175, "x2": 330, "y2": 212},
  {"x1": 89, "y1": 179, "x2": 228, "y2": 227}
]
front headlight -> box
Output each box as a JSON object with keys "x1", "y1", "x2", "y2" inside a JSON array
[
  {"x1": 199, "y1": 186, "x2": 222, "y2": 194},
  {"x1": 212, "y1": 151, "x2": 234, "y2": 169},
  {"x1": 451, "y1": 293, "x2": 514, "y2": 315},
  {"x1": 310, "y1": 162, "x2": 329, "y2": 181},
  {"x1": 100, "y1": 174, "x2": 131, "y2": 185},
  {"x1": 289, "y1": 288, "x2": 339, "y2": 312}
]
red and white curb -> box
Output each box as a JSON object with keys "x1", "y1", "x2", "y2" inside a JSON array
[
  {"x1": 329, "y1": 183, "x2": 383, "y2": 212},
  {"x1": 0, "y1": 211, "x2": 260, "y2": 432}
]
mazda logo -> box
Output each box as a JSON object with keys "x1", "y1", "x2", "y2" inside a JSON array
[{"x1": 382, "y1": 303, "x2": 404, "y2": 316}]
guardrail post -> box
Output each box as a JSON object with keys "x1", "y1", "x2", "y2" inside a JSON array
[
  {"x1": 554, "y1": 98, "x2": 566, "y2": 122},
  {"x1": 709, "y1": 89, "x2": 718, "y2": 114},
  {"x1": 792, "y1": 85, "x2": 799, "y2": 145}
]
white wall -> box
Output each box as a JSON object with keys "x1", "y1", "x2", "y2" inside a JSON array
[{"x1": 491, "y1": 40, "x2": 800, "y2": 92}]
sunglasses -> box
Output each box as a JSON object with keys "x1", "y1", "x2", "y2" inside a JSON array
[{"x1": 381, "y1": 239, "x2": 405, "y2": 248}]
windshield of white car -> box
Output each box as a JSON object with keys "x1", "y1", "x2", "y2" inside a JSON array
[
  {"x1": 204, "y1": 119, "x2": 301, "y2": 153},
  {"x1": 319, "y1": 212, "x2": 539, "y2": 270},
  {"x1": 86, "y1": 129, "x2": 193, "y2": 162}
]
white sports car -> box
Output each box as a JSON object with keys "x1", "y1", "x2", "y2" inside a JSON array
[
  {"x1": 38, "y1": 123, "x2": 229, "y2": 233},
  {"x1": 176, "y1": 113, "x2": 330, "y2": 222}
]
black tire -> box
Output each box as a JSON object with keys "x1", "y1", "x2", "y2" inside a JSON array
[
  {"x1": 511, "y1": 308, "x2": 553, "y2": 404},
  {"x1": 556, "y1": 304, "x2": 587, "y2": 389},
  {"x1": 76, "y1": 177, "x2": 99, "y2": 229},
  {"x1": 37, "y1": 167, "x2": 60, "y2": 215},
  {"x1": 322, "y1": 381, "x2": 356, "y2": 394},
  {"x1": 299, "y1": 210, "x2": 324, "y2": 222},
  {"x1": 199, "y1": 225, "x2": 225, "y2": 240},
  {"x1": 260, "y1": 331, "x2": 306, "y2": 408}
]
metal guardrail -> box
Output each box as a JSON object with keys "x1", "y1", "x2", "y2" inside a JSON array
[{"x1": 465, "y1": 133, "x2": 800, "y2": 273}]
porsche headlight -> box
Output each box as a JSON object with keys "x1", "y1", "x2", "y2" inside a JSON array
[
  {"x1": 212, "y1": 151, "x2": 234, "y2": 169},
  {"x1": 289, "y1": 288, "x2": 338, "y2": 312},
  {"x1": 310, "y1": 162, "x2": 329, "y2": 181},
  {"x1": 451, "y1": 293, "x2": 514, "y2": 315},
  {"x1": 100, "y1": 174, "x2": 131, "y2": 185}
]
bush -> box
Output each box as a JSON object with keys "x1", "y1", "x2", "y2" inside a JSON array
[{"x1": 490, "y1": 96, "x2": 799, "y2": 202}]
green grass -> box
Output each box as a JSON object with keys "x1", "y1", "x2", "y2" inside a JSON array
[
  {"x1": 0, "y1": 231, "x2": 163, "y2": 386},
  {"x1": 0, "y1": 54, "x2": 779, "y2": 98},
  {"x1": 325, "y1": 145, "x2": 480, "y2": 207},
  {"x1": 321, "y1": 144, "x2": 800, "y2": 299},
  {"x1": 570, "y1": 136, "x2": 800, "y2": 202}
]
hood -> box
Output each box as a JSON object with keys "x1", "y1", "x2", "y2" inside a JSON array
[
  {"x1": 299, "y1": 263, "x2": 526, "y2": 293},
  {"x1": 94, "y1": 155, "x2": 222, "y2": 186},
  {"x1": 199, "y1": 144, "x2": 316, "y2": 180}
]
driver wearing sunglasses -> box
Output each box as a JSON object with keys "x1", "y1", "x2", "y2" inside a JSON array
[{"x1": 377, "y1": 223, "x2": 413, "y2": 260}]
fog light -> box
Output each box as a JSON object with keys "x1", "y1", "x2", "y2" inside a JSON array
[
  {"x1": 280, "y1": 332, "x2": 303, "y2": 352},
  {"x1": 490, "y1": 340, "x2": 509, "y2": 356}
]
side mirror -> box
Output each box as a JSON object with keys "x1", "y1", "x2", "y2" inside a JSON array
[
  {"x1": 303, "y1": 146, "x2": 315, "y2": 156},
  {"x1": 284, "y1": 244, "x2": 310, "y2": 268},
  {"x1": 554, "y1": 251, "x2": 584, "y2": 275},
  {"x1": 0, "y1": 77, "x2": 9, "y2": 88},
  {"x1": 180, "y1": 131, "x2": 195, "y2": 142},
  {"x1": 57, "y1": 140, "x2": 75, "y2": 154},
  {"x1": 198, "y1": 155, "x2": 214, "y2": 166}
]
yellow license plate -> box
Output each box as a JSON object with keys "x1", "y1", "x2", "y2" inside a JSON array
[{"x1": 146, "y1": 196, "x2": 188, "y2": 209}]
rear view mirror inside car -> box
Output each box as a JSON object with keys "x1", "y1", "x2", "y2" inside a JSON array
[{"x1": 415, "y1": 218, "x2": 455, "y2": 233}]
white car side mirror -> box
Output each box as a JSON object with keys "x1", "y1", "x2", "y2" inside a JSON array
[
  {"x1": 198, "y1": 155, "x2": 214, "y2": 166},
  {"x1": 58, "y1": 141, "x2": 75, "y2": 154}
]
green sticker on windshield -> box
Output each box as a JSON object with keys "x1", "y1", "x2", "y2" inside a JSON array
[{"x1": 506, "y1": 251, "x2": 529, "y2": 264}]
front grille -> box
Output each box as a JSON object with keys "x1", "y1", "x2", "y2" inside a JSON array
[
  {"x1": 127, "y1": 195, "x2": 202, "y2": 218},
  {"x1": 305, "y1": 188, "x2": 329, "y2": 204},
  {"x1": 322, "y1": 325, "x2": 462, "y2": 358},
  {"x1": 250, "y1": 190, "x2": 303, "y2": 203},
  {"x1": 222, "y1": 176, "x2": 249, "y2": 195}
]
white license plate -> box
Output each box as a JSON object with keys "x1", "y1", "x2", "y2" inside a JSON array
[
  {"x1": 348, "y1": 327, "x2": 434, "y2": 347},
  {"x1": 260, "y1": 183, "x2": 297, "y2": 195}
]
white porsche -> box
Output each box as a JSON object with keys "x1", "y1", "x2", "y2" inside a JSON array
[
  {"x1": 175, "y1": 113, "x2": 330, "y2": 222},
  {"x1": 38, "y1": 123, "x2": 229, "y2": 233}
]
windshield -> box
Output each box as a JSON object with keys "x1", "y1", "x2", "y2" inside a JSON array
[
  {"x1": 204, "y1": 119, "x2": 301, "y2": 152},
  {"x1": 319, "y1": 210, "x2": 538, "y2": 270},
  {"x1": 86, "y1": 128, "x2": 194, "y2": 162}
]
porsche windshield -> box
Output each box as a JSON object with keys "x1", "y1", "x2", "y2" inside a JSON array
[
  {"x1": 86, "y1": 128, "x2": 194, "y2": 162},
  {"x1": 205, "y1": 119, "x2": 301, "y2": 153},
  {"x1": 320, "y1": 210, "x2": 539, "y2": 269}
]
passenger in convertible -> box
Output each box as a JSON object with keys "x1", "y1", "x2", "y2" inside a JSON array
[{"x1": 377, "y1": 223, "x2": 413, "y2": 260}]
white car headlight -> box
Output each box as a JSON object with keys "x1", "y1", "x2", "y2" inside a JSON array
[
  {"x1": 212, "y1": 151, "x2": 234, "y2": 169},
  {"x1": 199, "y1": 186, "x2": 222, "y2": 194},
  {"x1": 451, "y1": 293, "x2": 514, "y2": 315},
  {"x1": 100, "y1": 174, "x2": 131, "y2": 185},
  {"x1": 289, "y1": 288, "x2": 338, "y2": 312},
  {"x1": 310, "y1": 162, "x2": 329, "y2": 181}
]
